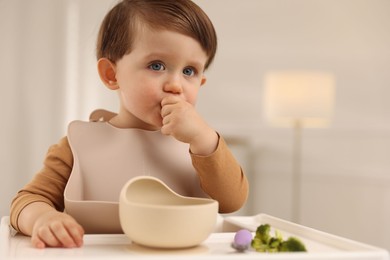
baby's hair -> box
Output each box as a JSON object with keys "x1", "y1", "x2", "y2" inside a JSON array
[{"x1": 96, "y1": 0, "x2": 217, "y2": 69}]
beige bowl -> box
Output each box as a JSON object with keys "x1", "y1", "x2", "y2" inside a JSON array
[{"x1": 119, "y1": 176, "x2": 218, "y2": 248}]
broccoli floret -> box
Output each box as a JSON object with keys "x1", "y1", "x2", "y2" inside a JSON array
[
  {"x1": 250, "y1": 224, "x2": 307, "y2": 253},
  {"x1": 251, "y1": 237, "x2": 267, "y2": 252},
  {"x1": 255, "y1": 224, "x2": 271, "y2": 244},
  {"x1": 280, "y1": 237, "x2": 307, "y2": 252},
  {"x1": 251, "y1": 224, "x2": 282, "y2": 252},
  {"x1": 269, "y1": 237, "x2": 282, "y2": 249},
  {"x1": 251, "y1": 224, "x2": 273, "y2": 252},
  {"x1": 274, "y1": 229, "x2": 283, "y2": 241}
]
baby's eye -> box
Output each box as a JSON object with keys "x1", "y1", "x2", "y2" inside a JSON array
[
  {"x1": 183, "y1": 67, "x2": 195, "y2": 76},
  {"x1": 149, "y1": 62, "x2": 165, "y2": 71}
]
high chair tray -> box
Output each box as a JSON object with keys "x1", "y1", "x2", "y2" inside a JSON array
[
  {"x1": 223, "y1": 214, "x2": 389, "y2": 259},
  {"x1": 1, "y1": 215, "x2": 388, "y2": 259}
]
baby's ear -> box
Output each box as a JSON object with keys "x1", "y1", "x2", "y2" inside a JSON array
[
  {"x1": 97, "y1": 58, "x2": 118, "y2": 90},
  {"x1": 201, "y1": 76, "x2": 207, "y2": 86}
]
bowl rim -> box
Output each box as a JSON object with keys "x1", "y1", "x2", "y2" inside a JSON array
[
  {"x1": 120, "y1": 176, "x2": 219, "y2": 210},
  {"x1": 123, "y1": 197, "x2": 218, "y2": 210}
]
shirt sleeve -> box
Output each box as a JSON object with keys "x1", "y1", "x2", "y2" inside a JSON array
[
  {"x1": 190, "y1": 134, "x2": 249, "y2": 213},
  {"x1": 10, "y1": 137, "x2": 73, "y2": 233}
]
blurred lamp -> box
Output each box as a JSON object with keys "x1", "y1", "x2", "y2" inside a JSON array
[{"x1": 263, "y1": 70, "x2": 335, "y2": 223}]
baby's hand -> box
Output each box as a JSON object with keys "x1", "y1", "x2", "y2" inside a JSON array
[
  {"x1": 160, "y1": 96, "x2": 218, "y2": 155},
  {"x1": 31, "y1": 211, "x2": 84, "y2": 248}
]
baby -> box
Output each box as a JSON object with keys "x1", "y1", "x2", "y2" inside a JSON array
[{"x1": 10, "y1": 0, "x2": 249, "y2": 248}]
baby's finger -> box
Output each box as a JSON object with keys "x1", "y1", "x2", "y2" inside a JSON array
[
  {"x1": 160, "y1": 123, "x2": 172, "y2": 136},
  {"x1": 161, "y1": 102, "x2": 179, "y2": 118},
  {"x1": 31, "y1": 235, "x2": 47, "y2": 249},
  {"x1": 160, "y1": 104, "x2": 170, "y2": 118},
  {"x1": 49, "y1": 222, "x2": 77, "y2": 248},
  {"x1": 35, "y1": 226, "x2": 61, "y2": 247},
  {"x1": 161, "y1": 95, "x2": 181, "y2": 107},
  {"x1": 66, "y1": 224, "x2": 84, "y2": 247}
]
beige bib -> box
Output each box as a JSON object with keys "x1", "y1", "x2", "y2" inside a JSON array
[{"x1": 64, "y1": 120, "x2": 207, "y2": 234}]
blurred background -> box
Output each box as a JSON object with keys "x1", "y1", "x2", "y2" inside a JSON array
[{"x1": 1, "y1": 0, "x2": 389, "y2": 250}]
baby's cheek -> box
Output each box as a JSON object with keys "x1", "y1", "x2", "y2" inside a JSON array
[
  {"x1": 188, "y1": 97, "x2": 197, "y2": 106},
  {"x1": 186, "y1": 89, "x2": 199, "y2": 105}
]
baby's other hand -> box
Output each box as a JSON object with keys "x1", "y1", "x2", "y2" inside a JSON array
[{"x1": 31, "y1": 211, "x2": 84, "y2": 248}]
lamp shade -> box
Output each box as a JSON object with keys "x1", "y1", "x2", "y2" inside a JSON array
[{"x1": 263, "y1": 71, "x2": 335, "y2": 127}]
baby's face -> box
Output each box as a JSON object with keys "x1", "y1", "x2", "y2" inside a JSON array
[{"x1": 113, "y1": 27, "x2": 208, "y2": 130}]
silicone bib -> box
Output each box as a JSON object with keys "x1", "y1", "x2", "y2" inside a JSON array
[{"x1": 64, "y1": 120, "x2": 206, "y2": 233}]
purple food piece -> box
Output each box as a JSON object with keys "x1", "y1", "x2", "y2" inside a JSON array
[{"x1": 231, "y1": 229, "x2": 252, "y2": 252}]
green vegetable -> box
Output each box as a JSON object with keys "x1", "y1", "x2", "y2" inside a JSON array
[
  {"x1": 255, "y1": 223, "x2": 271, "y2": 244},
  {"x1": 280, "y1": 237, "x2": 307, "y2": 252},
  {"x1": 251, "y1": 224, "x2": 307, "y2": 253}
]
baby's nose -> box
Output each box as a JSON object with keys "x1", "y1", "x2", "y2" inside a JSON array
[{"x1": 163, "y1": 76, "x2": 183, "y2": 94}]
